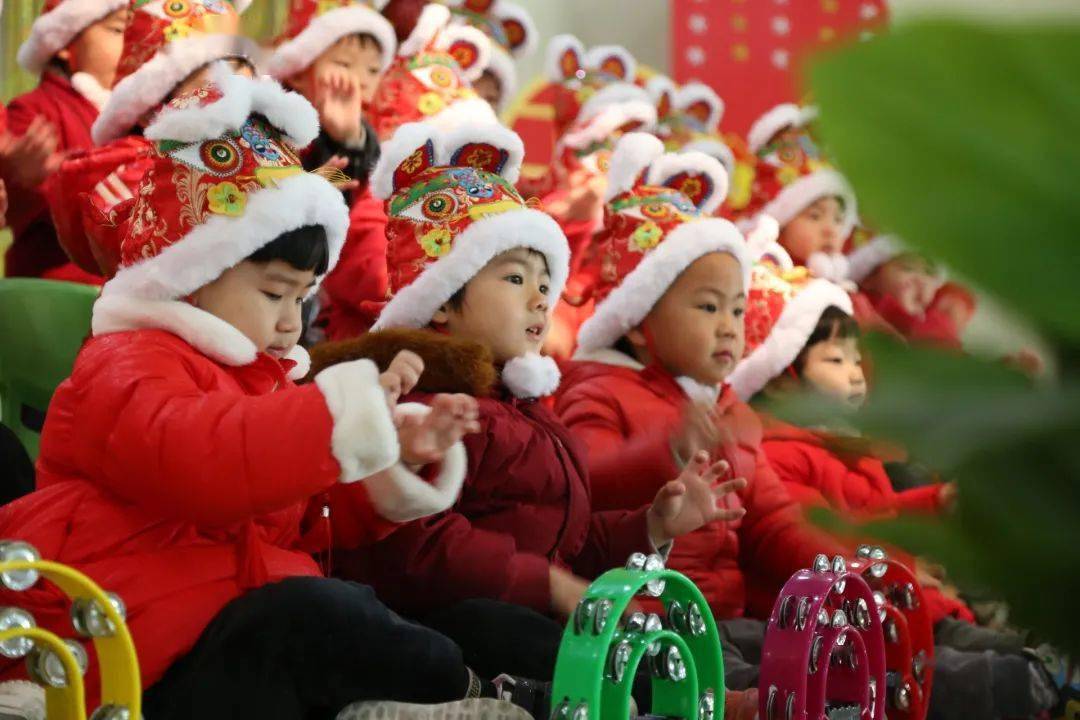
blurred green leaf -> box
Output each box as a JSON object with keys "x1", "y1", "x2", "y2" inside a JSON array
[{"x1": 810, "y1": 21, "x2": 1080, "y2": 340}]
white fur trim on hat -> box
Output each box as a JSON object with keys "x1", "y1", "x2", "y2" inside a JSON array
[
  {"x1": 373, "y1": 208, "x2": 570, "y2": 330},
  {"x1": 16, "y1": 0, "x2": 128, "y2": 74},
  {"x1": 604, "y1": 132, "x2": 665, "y2": 202},
  {"x1": 545, "y1": 33, "x2": 584, "y2": 82},
  {"x1": 584, "y1": 44, "x2": 636, "y2": 81},
  {"x1": 92, "y1": 33, "x2": 262, "y2": 145},
  {"x1": 102, "y1": 172, "x2": 348, "y2": 302},
  {"x1": 576, "y1": 218, "x2": 752, "y2": 353},
  {"x1": 681, "y1": 137, "x2": 735, "y2": 179},
  {"x1": 483, "y1": 44, "x2": 517, "y2": 112},
  {"x1": 433, "y1": 23, "x2": 492, "y2": 83},
  {"x1": 760, "y1": 169, "x2": 858, "y2": 238},
  {"x1": 361, "y1": 402, "x2": 466, "y2": 520},
  {"x1": 559, "y1": 101, "x2": 657, "y2": 153},
  {"x1": 646, "y1": 74, "x2": 677, "y2": 107},
  {"x1": 146, "y1": 65, "x2": 319, "y2": 147},
  {"x1": 399, "y1": 2, "x2": 450, "y2": 57},
  {"x1": 751, "y1": 102, "x2": 803, "y2": 154},
  {"x1": 371, "y1": 120, "x2": 523, "y2": 200},
  {"x1": 576, "y1": 82, "x2": 652, "y2": 126},
  {"x1": 847, "y1": 235, "x2": 902, "y2": 283},
  {"x1": 502, "y1": 352, "x2": 561, "y2": 398},
  {"x1": 313, "y1": 358, "x2": 400, "y2": 483},
  {"x1": 267, "y1": 4, "x2": 397, "y2": 79},
  {"x1": 727, "y1": 279, "x2": 854, "y2": 401},
  {"x1": 676, "y1": 81, "x2": 724, "y2": 131},
  {"x1": 495, "y1": 1, "x2": 537, "y2": 57},
  {"x1": 646, "y1": 150, "x2": 730, "y2": 214},
  {"x1": 428, "y1": 95, "x2": 500, "y2": 133}
]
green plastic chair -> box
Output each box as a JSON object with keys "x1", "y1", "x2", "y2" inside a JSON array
[{"x1": 0, "y1": 279, "x2": 98, "y2": 460}]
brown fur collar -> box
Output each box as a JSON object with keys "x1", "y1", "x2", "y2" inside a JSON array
[{"x1": 307, "y1": 328, "x2": 498, "y2": 397}]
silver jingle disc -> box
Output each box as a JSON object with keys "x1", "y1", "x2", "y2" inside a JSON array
[
  {"x1": 687, "y1": 602, "x2": 707, "y2": 636},
  {"x1": 912, "y1": 649, "x2": 928, "y2": 684},
  {"x1": 644, "y1": 554, "x2": 666, "y2": 573},
  {"x1": 699, "y1": 690, "x2": 716, "y2": 720},
  {"x1": 572, "y1": 703, "x2": 588, "y2": 720},
  {"x1": 831, "y1": 555, "x2": 847, "y2": 575},
  {"x1": 668, "y1": 600, "x2": 687, "y2": 633},
  {"x1": 832, "y1": 609, "x2": 848, "y2": 629},
  {"x1": 89, "y1": 705, "x2": 131, "y2": 720},
  {"x1": 833, "y1": 578, "x2": 847, "y2": 595},
  {"x1": 29, "y1": 639, "x2": 89, "y2": 688},
  {"x1": 795, "y1": 597, "x2": 811, "y2": 631},
  {"x1": 854, "y1": 598, "x2": 871, "y2": 630},
  {"x1": 574, "y1": 599, "x2": 595, "y2": 634},
  {"x1": 813, "y1": 553, "x2": 830, "y2": 574},
  {"x1": 883, "y1": 618, "x2": 899, "y2": 644},
  {"x1": 665, "y1": 645, "x2": 687, "y2": 682},
  {"x1": 644, "y1": 553, "x2": 667, "y2": 596},
  {"x1": 785, "y1": 692, "x2": 796, "y2": 720},
  {"x1": 894, "y1": 684, "x2": 912, "y2": 711},
  {"x1": 550, "y1": 701, "x2": 570, "y2": 720},
  {"x1": 609, "y1": 641, "x2": 632, "y2": 683},
  {"x1": 71, "y1": 596, "x2": 122, "y2": 638},
  {"x1": 817, "y1": 608, "x2": 831, "y2": 627},
  {"x1": 0, "y1": 607, "x2": 35, "y2": 659},
  {"x1": 765, "y1": 686, "x2": 778, "y2": 720},
  {"x1": 625, "y1": 553, "x2": 648, "y2": 571},
  {"x1": 869, "y1": 547, "x2": 888, "y2": 578},
  {"x1": 777, "y1": 595, "x2": 795, "y2": 630},
  {"x1": 593, "y1": 599, "x2": 613, "y2": 634},
  {"x1": 809, "y1": 635, "x2": 823, "y2": 674},
  {"x1": 645, "y1": 613, "x2": 664, "y2": 657},
  {"x1": 897, "y1": 583, "x2": 918, "y2": 610},
  {"x1": 624, "y1": 612, "x2": 647, "y2": 633},
  {"x1": 0, "y1": 541, "x2": 41, "y2": 592},
  {"x1": 855, "y1": 545, "x2": 873, "y2": 559},
  {"x1": 873, "y1": 591, "x2": 887, "y2": 607},
  {"x1": 869, "y1": 677, "x2": 878, "y2": 706}
]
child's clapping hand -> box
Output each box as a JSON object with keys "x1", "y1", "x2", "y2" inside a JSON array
[
  {"x1": 379, "y1": 350, "x2": 424, "y2": 406},
  {"x1": 647, "y1": 451, "x2": 747, "y2": 548},
  {"x1": 396, "y1": 394, "x2": 481, "y2": 467},
  {"x1": 0, "y1": 118, "x2": 63, "y2": 189},
  {"x1": 315, "y1": 67, "x2": 364, "y2": 147},
  {"x1": 670, "y1": 402, "x2": 733, "y2": 465}
]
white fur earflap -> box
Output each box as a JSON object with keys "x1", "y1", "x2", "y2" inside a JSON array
[
  {"x1": 558, "y1": 101, "x2": 657, "y2": 153},
  {"x1": 646, "y1": 74, "x2": 677, "y2": 110},
  {"x1": 577, "y1": 218, "x2": 753, "y2": 353},
  {"x1": 284, "y1": 344, "x2": 311, "y2": 381},
  {"x1": 807, "y1": 251, "x2": 852, "y2": 285},
  {"x1": 496, "y1": 1, "x2": 538, "y2": 57},
  {"x1": 760, "y1": 169, "x2": 858, "y2": 239},
  {"x1": 584, "y1": 44, "x2": 636, "y2": 81},
  {"x1": 847, "y1": 235, "x2": 902, "y2": 283},
  {"x1": 92, "y1": 34, "x2": 262, "y2": 145},
  {"x1": 681, "y1": 138, "x2": 735, "y2": 178},
  {"x1": 374, "y1": 208, "x2": 570, "y2": 331},
  {"x1": 483, "y1": 44, "x2": 517, "y2": 112},
  {"x1": 604, "y1": 132, "x2": 665, "y2": 202},
  {"x1": 728, "y1": 279, "x2": 854, "y2": 401},
  {"x1": 434, "y1": 23, "x2": 492, "y2": 82},
  {"x1": 362, "y1": 402, "x2": 467, "y2": 521},
  {"x1": 70, "y1": 72, "x2": 111, "y2": 111},
  {"x1": 576, "y1": 82, "x2": 653, "y2": 125},
  {"x1": 92, "y1": 294, "x2": 258, "y2": 366},
  {"x1": 146, "y1": 66, "x2": 319, "y2": 148},
  {"x1": 102, "y1": 172, "x2": 348, "y2": 302},
  {"x1": 676, "y1": 82, "x2": 724, "y2": 132},
  {"x1": 545, "y1": 33, "x2": 585, "y2": 82},
  {"x1": 267, "y1": 3, "x2": 397, "y2": 79},
  {"x1": 314, "y1": 359, "x2": 400, "y2": 483},
  {"x1": 399, "y1": 2, "x2": 452, "y2": 57},
  {"x1": 747, "y1": 102, "x2": 803, "y2": 154},
  {"x1": 745, "y1": 215, "x2": 780, "y2": 260},
  {"x1": 502, "y1": 353, "x2": 561, "y2": 398},
  {"x1": 646, "y1": 150, "x2": 730, "y2": 214},
  {"x1": 427, "y1": 95, "x2": 500, "y2": 133},
  {"x1": 16, "y1": 0, "x2": 128, "y2": 73}
]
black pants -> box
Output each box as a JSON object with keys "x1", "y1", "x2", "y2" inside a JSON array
[
  {"x1": 421, "y1": 599, "x2": 653, "y2": 708},
  {"x1": 143, "y1": 577, "x2": 470, "y2": 720}
]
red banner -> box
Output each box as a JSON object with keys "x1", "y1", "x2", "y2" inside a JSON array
[{"x1": 671, "y1": 0, "x2": 889, "y2": 136}]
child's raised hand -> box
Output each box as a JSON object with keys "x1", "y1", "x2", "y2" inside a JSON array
[
  {"x1": 671, "y1": 402, "x2": 730, "y2": 465},
  {"x1": 314, "y1": 67, "x2": 364, "y2": 147},
  {"x1": 379, "y1": 350, "x2": 424, "y2": 406},
  {"x1": 647, "y1": 451, "x2": 747, "y2": 548},
  {"x1": 396, "y1": 393, "x2": 481, "y2": 467},
  {"x1": 0, "y1": 118, "x2": 62, "y2": 189}
]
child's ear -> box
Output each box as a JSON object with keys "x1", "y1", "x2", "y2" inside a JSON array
[
  {"x1": 625, "y1": 326, "x2": 647, "y2": 350},
  {"x1": 431, "y1": 305, "x2": 451, "y2": 325}
]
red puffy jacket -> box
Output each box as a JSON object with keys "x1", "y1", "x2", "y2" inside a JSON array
[
  {"x1": 318, "y1": 329, "x2": 658, "y2": 617},
  {"x1": 0, "y1": 313, "x2": 416, "y2": 705},
  {"x1": 761, "y1": 418, "x2": 946, "y2": 518},
  {"x1": 2, "y1": 72, "x2": 100, "y2": 279},
  {"x1": 554, "y1": 350, "x2": 845, "y2": 620}
]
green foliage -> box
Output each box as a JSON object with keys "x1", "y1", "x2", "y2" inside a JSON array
[{"x1": 802, "y1": 19, "x2": 1080, "y2": 654}]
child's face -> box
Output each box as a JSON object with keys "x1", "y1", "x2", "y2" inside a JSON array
[
  {"x1": 778, "y1": 196, "x2": 846, "y2": 265},
  {"x1": 801, "y1": 334, "x2": 866, "y2": 409},
  {"x1": 433, "y1": 248, "x2": 551, "y2": 364},
  {"x1": 59, "y1": 7, "x2": 130, "y2": 89},
  {"x1": 297, "y1": 34, "x2": 384, "y2": 105},
  {"x1": 632, "y1": 252, "x2": 746, "y2": 387},
  {"x1": 863, "y1": 254, "x2": 939, "y2": 317},
  {"x1": 190, "y1": 259, "x2": 316, "y2": 358},
  {"x1": 473, "y1": 70, "x2": 502, "y2": 111}
]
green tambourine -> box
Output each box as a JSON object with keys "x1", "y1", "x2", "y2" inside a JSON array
[{"x1": 550, "y1": 553, "x2": 725, "y2": 720}]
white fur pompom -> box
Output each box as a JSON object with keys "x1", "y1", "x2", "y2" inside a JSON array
[{"x1": 502, "y1": 353, "x2": 561, "y2": 398}]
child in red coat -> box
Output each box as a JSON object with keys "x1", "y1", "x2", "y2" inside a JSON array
[
  {"x1": 0, "y1": 74, "x2": 517, "y2": 720},
  {"x1": 1, "y1": 0, "x2": 128, "y2": 280},
  {"x1": 310, "y1": 122, "x2": 740, "y2": 711}
]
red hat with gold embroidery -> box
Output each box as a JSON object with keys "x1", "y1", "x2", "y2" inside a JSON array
[
  {"x1": 575, "y1": 132, "x2": 752, "y2": 353},
  {"x1": 16, "y1": 0, "x2": 130, "y2": 74},
  {"x1": 92, "y1": 0, "x2": 259, "y2": 145},
  {"x1": 97, "y1": 70, "x2": 347, "y2": 309},
  {"x1": 267, "y1": 0, "x2": 397, "y2": 80},
  {"x1": 442, "y1": 0, "x2": 537, "y2": 111},
  {"x1": 366, "y1": 3, "x2": 496, "y2": 141},
  {"x1": 368, "y1": 120, "x2": 568, "y2": 331},
  {"x1": 727, "y1": 262, "x2": 853, "y2": 400}
]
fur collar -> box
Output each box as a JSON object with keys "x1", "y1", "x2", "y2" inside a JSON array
[
  {"x1": 309, "y1": 328, "x2": 560, "y2": 398},
  {"x1": 573, "y1": 346, "x2": 721, "y2": 404}
]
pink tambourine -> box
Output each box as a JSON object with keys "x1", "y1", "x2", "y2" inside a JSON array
[
  {"x1": 848, "y1": 545, "x2": 934, "y2": 720},
  {"x1": 759, "y1": 554, "x2": 887, "y2": 720}
]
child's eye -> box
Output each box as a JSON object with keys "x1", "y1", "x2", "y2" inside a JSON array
[
  {"x1": 539, "y1": 284, "x2": 550, "y2": 295},
  {"x1": 295, "y1": 297, "x2": 305, "y2": 306},
  {"x1": 733, "y1": 307, "x2": 745, "y2": 318},
  {"x1": 698, "y1": 303, "x2": 718, "y2": 313},
  {"x1": 262, "y1": 291, "x2": 283, "y2": 302},
  {"x1": 826, "y1": 357, "x2": 843, "y2": 364},
  {"x1": 505, "y1": 274, "x2": 524, "y2": 285}
]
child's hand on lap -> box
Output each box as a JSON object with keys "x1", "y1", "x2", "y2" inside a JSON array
[
  {"x1": 671, "y1": 402, "x2": 731, "y2": 465},
  {"x1": 396, "y1": 394, "x2": 480, "y2": 467},
  {"x1": 647, "y1": 451, "x2": 747, "y2": 548},
  {"x1": 379, "y1": 350, "x2": 424, "y2": 406},
  {"x1": 315, "y1": 67, "x2": 364, "y2": 146},
  {"x1": 548, "y1": 565, "x2": 592, "y2": 619}
]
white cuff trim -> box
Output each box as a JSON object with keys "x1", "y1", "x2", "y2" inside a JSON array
[{"x1": 314, "y1": 359, "x2": 399, "y2": 483}]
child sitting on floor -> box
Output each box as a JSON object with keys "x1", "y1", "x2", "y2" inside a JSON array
[{"x1": 0, "y1": 72, "x2": 525, "y2": 720}]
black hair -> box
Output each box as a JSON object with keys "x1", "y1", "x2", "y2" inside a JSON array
[
  {"x1": 791, "y1": 304, "x2": 860, "y2": 376},
  {"x1": 248, "y1": 224, "x2": 330, "y2": 275}
]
